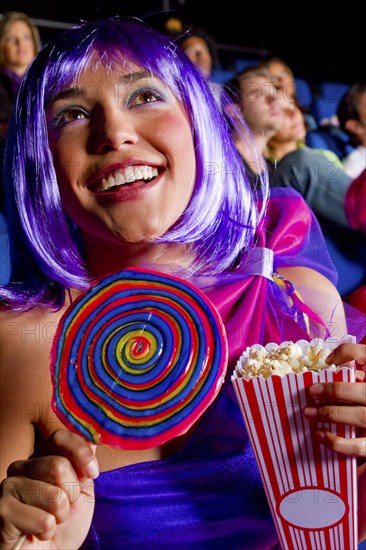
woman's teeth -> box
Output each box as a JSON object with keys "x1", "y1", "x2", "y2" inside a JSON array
[{"x1": 100, "y1": 165, "x2": 158, "y2": 191}]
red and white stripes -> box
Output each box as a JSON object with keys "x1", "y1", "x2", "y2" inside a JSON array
[{"x1": 232, "y1": 368, "x2": 357, "y2": 550}]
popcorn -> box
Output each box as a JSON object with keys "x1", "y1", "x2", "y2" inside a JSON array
[{"x1": 235, "y1": 340, "x2": 338, "y2": 380}]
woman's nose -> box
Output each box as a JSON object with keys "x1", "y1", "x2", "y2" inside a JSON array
[{"x1": 92, "y1": 109, "x2": 138, "y2": 153}]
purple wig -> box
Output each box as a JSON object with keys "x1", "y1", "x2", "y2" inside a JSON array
[{"x1": 1, "y1": 17, "x2": 268, "y2": 309}]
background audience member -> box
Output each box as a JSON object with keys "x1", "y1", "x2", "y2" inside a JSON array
[
  {"x1": 0, "y1": 11, "x2": 40, "y2": 283},
  {"x1": 0, "y1": 11, "x2": 41, "y2": 140},
  {"x1": 337, "y1": 82, "x2": 366, "y2": 179},
  {"x1": 266, "y1": 101, "x2": 343, "y2": 166},
  {"x1": 259, "y1": 56, "x2": 296, "y2": 100},
  {"x1": 268, "y1": 102, "x2": 352, "y2": 226},
  {"x1": 178, "y1": 27, "x2": 222, "y2": 105},
  {"x1": 260, "y1": 55, "x2": 317, "y2": 130},
  {"x1": 178, "y1": 28, "x2": 216, "y2": 81},
  {"x1": 225, "y1": 65, "x2": 349, "y2": 229},
  {"x1": 225, "y1": 66, "x2": 282, "y2": 185}
]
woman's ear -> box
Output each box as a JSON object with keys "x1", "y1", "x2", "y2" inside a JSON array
[{"x1": 344, "y1": 118, "x2": 360, "y2": 137}]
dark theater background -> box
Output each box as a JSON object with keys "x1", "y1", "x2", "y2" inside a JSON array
[{"x1": 0, "y1": 0, "x2": 363, "y2": 85}]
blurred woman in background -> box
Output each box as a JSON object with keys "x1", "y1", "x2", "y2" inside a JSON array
[{"x1": 0, "y1": 11, "x2": 41, "y2": 139}]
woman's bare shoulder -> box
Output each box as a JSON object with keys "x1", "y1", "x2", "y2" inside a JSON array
[
  {"x1": 0, "y1": 295, "x2": 78, "y2": 408},
  {"x1": 277, "y1": 265, "x2": 347, "y2": 338},
  {"x1": 0, "y1": 301, "x2": 74, "y2": 475},
  {"x1": 0, "y1": 289, "x2": 80, "y2": 345},
  {"x1": 277, "y1": 265, "x2": 339, "y2": 292},
  {"x1": 1, "y1": 301, "x2": 70, "y2": 350},
  {"x1": 1, "y1": 305, "x2": 66, "y2": 389}
]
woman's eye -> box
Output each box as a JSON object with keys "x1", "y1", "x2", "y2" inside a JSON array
[
  {"x1": 128, "y1": 88, "x2": 163, "y2": 106},
  {"x1": 51, "y1": 107, "x2": 87, "y2": 127},
  {"x1": 140, "y1": 92, "x2": 156, "y2": 103}
]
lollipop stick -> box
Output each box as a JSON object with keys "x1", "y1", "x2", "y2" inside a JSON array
[{"x1": 11, "y1": 534, "x2": 26, "y2": 550}]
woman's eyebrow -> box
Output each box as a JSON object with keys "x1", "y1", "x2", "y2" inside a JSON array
[
  {"x1": 50, "y1": 86, "x2": 85, "y2": 103},
  {"x1": 118, "y1": 70, "x2": 153, "y2": 84},
  {"x1": 50, "y1": 71, "x2": 154, "y2": 104}
]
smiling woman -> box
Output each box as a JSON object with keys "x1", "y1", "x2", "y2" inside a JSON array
[
  {"x1": 1, "y1": 17, "x2": 259, "y2": 305},
  {"x1": 0, "y1": 16, "x2": 365, "y2": 550}
]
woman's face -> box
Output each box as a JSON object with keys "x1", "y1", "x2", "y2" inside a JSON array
[
  {"x1": 46, "y1": 63, "x2": 196, "y2": 244},
  {"x1": 240, "y1": 75, "x2": 282, "y2": 135},
  {"x1": 267, "y1": 60, "x2": 295, "y2": 99},
  {"x1": 180, "y1": 36, "x2": 212, "y2": 79},
  {"x1": 2, "y1": 20, "x2": 36, "y2": 72},
  {"x1": 274, "y1": 104, "x2": 307, "y2": 143}
]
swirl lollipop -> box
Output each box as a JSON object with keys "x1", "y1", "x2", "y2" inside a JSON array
[{"x1": 51, "y1": 267, "x2": 228, "y2": 449}]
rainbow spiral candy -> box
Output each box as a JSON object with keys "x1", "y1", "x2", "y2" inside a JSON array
[{"x1": 51, "y1": 267, "x2": 228, "y2": 449}]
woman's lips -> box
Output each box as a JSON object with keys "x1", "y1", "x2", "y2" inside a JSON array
[
  {"x1": 88, "y1": 165, "x2": 161, "y2": 193},
  {"x1": 92, "y1": 171, "x2": 163, "y2": 202}
]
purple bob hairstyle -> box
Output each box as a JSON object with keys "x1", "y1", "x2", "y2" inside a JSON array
[{"x1": 1, "y1": 17, "x2": 268, "y2": 309}]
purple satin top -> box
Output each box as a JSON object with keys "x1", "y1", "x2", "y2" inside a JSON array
[{"x1": 81, "y1": 189, "x2": 342, "y2": 549}]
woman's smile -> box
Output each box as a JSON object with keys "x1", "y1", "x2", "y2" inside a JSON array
[{"x1": 87, "y1": 160, "x2": 163, "y2": 200}]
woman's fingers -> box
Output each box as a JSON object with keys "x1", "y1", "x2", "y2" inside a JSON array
[
  {"x1": 0, "y1": 474, "x2": 95, "y2": 547},
  {"x1": 326, "y1": 343, "x2": 366, "y2": 368},
  {"x1": 305, "y1": 374, "x2": 366, "y2": 458},
  {"x1": 0, "y1": 477, "x2": 64, "y2": 544},
  {"x1": 308, "y1": 381, "x2": 366, "y2": 404},
  {"x1": 304, "y1": 404, "x2": 366, "y2": 429},
  {"x1": 7, "y1": 456, "x2": 80, "y2": 505},
  {"x1": 1, "y1": 476, "x2": 70, "y2": 526},
  {"x1": 30, "y1": 429, "x2": 99, "y2": 480},
  {"x1": 1, "y1": 501, "x2": 56, "y2": 543},
  {"x1": 312, "y1": 430, "x2": 366, "y2": 458},
  {"x1": 6, "y1": 430, "x2": 99, "y2": 511}
]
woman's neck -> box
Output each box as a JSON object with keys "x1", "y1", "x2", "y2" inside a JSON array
[
  {"x1": 234, "y1": 135, "x2": 267, "y2": 174},
  {"x1": 6, "y1": 64, "x2": 28, "y2": 77},
  {"x1": 81, "y1": 233, "x2": 193, "y2": 279},
  {"x1": 267, "y1": 140, "x2": 297, "y2": 162}
]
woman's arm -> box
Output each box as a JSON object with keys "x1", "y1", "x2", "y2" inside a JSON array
[
  {"x1": 277, "y1": 265, "x2": 347, "y2": 339},
  {"x1": 0, "y1": 311, "x2": 46, "y2": 481},
  {"x1": 0, "y1": 309, "x2": 98, "y2": 548}
]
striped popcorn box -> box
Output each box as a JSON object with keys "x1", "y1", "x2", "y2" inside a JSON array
[{"x1": 232, "y1": 337, "x2": 358, "y2": 550}]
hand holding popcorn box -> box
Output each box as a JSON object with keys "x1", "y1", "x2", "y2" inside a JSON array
[{"x1": 232, "y1": 336, "x2": 358, "y2": 550}]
